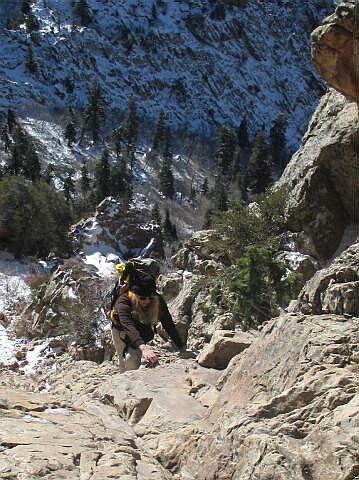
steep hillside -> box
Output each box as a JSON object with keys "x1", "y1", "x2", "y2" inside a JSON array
[{"x1": 0, "y1": 0, "x2": 333, "y2": 149}]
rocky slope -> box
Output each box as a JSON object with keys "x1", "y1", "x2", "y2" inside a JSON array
[{"x1": 1, "y1": 3, "x2": 359, "y2": 479}]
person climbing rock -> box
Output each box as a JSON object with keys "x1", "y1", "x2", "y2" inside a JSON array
[{"x1": 111, "y1": 271, "x2": 188, "y2": 373}]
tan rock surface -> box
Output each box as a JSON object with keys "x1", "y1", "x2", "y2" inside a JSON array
[
  {"x1": 157, "y1": 314, "x2": 359, "y2": 479},
  {"x1": 197, "y1": 329, "x2": 256, "y2": 369},
  {"x1": 293, "y1": 240, "x2": 359, "y2": 315},
  {"x1": 280, "y1": 90, "x2": 358, "y2": 259},
  {"x1": 312, "y1": 2, "x2": 359, "y2": 102}
]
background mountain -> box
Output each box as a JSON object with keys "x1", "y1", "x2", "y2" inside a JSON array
[{"x1": 0, "y1": 0, "x2": 333, "y2": 152}]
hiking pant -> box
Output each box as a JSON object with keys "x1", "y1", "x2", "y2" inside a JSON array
[{"x1": 111, "y1": 327, "x2": 142, "y2": 373}]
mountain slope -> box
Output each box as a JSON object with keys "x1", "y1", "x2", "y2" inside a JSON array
[{"x1": 0, "y1": 0, "x2": 333, "y2": 149}]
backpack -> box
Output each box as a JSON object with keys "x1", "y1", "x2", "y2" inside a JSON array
[{"x1": 105, "y1": 258, "x2": 160, "y2": 326}]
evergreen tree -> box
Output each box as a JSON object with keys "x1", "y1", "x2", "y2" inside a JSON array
[
  {"x1": 75, "y1": 0, "x2": 92, "y2": 26},
  {"x1": 1, "y1": 124, "x2": 10, "y2": 152},
  {"x1": 63, "y1": 170, "x2": 75, "y2": 203},
  {"x1": 159, "y1": 132, "x2": 175, "y2": 199},
  {"x1": 201, "y1": 177, "x2": 209, "y2": 196},
  {"x1": 111, "y1": 156, "x2": 132, "y2": 205},
  {"x1": 152, "y1": 111, "x2": 166, "y2": 151},
  {"x1": 150, "y1": 202, "x2": 162, "y2": 226},
  {"x1": 94, "y1": 149, "x2": 111, "y2": 202},
  {"x1": 237, "y1": 117, "x2": 249, "y2": 147},
  {"x1": 213, "y1": 174, "x2": 228, "y2": 211},
  {"x1": 202, "y1": 208, "x2": 213, "y2": 229},
  {"x1": 64, "y1": 121, "x2": 76, "y2": 147},
  {"x1": 270, "y1": 113, "x2": 287, "y2": 170},
  {"x1": 23, "y1": 146, "x2": 41, "y2": 181},
  {"x1": 25, "y1": 45, "x2": 38, "y2": 74},
  {"x1": 215, "y1": 125, "x2": 237, "y2": 177},
  {"x1": 123, "y1": 97, "x2": 139, "y2": 163},
  {"x1": 7, "y1": 108, "x2": 17, "y2": 133},
  {"x1": 112, "y1": 126, "x2": 123, "y2": 158},
  {"x1": 0, "y1": 177, "x2": 73, "y2": 258},
  {"x1": 43, "y1": 163, "x2": 55, "y2": 186},
  {"x1": 80, "y1": 162, "x2": 91, "y2": 196},
  {"x1": 7, "y1": 127, "x2": 41, "y2": 180},
  {"x1": 151, "y1": 3, "x2": 158, "y2": 20},
  {"x1": 21, "y1": 0, "x2": 32, "y2": 15},
  {"x1": 245, "y1": 130, "x2": 272, "y2": 194},
  {"x1": 83, "y1": 83, "x2": 106, "y2": 143}
]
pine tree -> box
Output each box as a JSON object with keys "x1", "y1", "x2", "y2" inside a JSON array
[
  {"x1": 151, "y1": 3, "x2": 158, "y2": 21},
  {"x1": 21, "y1": 1, "x2": 32, "y2": 15},
  {"x1": 150, "y1": 202, "x2": 162, "y2": 226},
  {"x1": 202, "y1": 208, "x2": 213, "y2": 229},
  {"x1": 111, "y1": 156, "x2": 132, "y2": 204},
  {"x1": 80, "y1": 162, "x2": 91, "y2": 196},
  {"x1": 123, "y1": 97, "x2": 139, "y2": 164},
  {"x1": 23, "y1": 146, "x2": 41, "y2": 181},
  {"x1": 43, "y1": 163, "x2": 55, "y2": 186},
  {"x1": 201, "y1": 177, "x2": 209, "y2": 196},
  {"x1": 159, "y1": 131, "x2": 175, "y2": 199},
  {"x1": 83, "y1": 84, "x2": 106, "y2": 143},
  {"x1": 237, "y1": 117, "x2": 249, "y2": 148},
  {"x1": 112, "y1": 126, "x2": 123, "y2": 158},
  {"x1": 94, "y1": 149, "x2": 111, "y2": 202},
  {"x1": 75, "y1": 0, "x2": 92, "y2": 26},
  {"x1": 213, "y1": 174, "x2": 229, "y2": 211},
  {"x1": 245, "y1": 130, "x2": 272, "y2": 195},
  {"x1": 25, "y1": 45, "x2": 38, "y2": 74},
  {"x1": 64, "y1": 121, "x2": 76, "y2": 147},
  {"x1": 63, "y1": 170, "x2": 75, "y2": 203},
  {"x1": 270, "y1": 113, "x2": 287, "y2": 171},
  {"x1": 1, "y1": 124, "x2": 10, "y2": 152},
  {"x1": 7, "y1": 127, "x2": 41, "y2": 180},
  {"x1": 215, "y1": 126, "x2": 237, "y2": 177},
  {"x1": 7, "y1": 108, "x2": 17, "y2": 133},
  {"x1": 152, "y1": 111, "x2": 166, "y2": 151}
]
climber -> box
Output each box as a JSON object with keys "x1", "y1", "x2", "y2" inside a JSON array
[{"x1": 111, "y1": 270, "x2": 189, "y2": 373}]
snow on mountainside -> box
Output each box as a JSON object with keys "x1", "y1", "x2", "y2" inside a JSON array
[{"x1": 0, "y1": 0, "x2": 333, "y2": 150}]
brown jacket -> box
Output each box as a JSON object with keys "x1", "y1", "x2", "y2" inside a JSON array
[{"x1": 114, "y1": 289, "x2": 183, "y2": 350}]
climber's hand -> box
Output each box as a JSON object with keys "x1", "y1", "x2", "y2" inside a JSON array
[{"x1": 139, "y1": 344, "x2": 160, "y2": 366}]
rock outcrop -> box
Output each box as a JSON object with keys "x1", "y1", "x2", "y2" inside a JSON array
[
  {"x1": 312, "y1": 1, "x2": 359, "y2": 102},
  {"x1": 280, "y1": 1, "x2": 359, "y2": 261},
  {"x1": 292, "y1": 240, "x2": 359, "y2": 316},
  {"x1": 280, "y1": 89, "x2": 358, "y2": 259},
  {"x1": 157, "y1": 313, "x2": 359, "y2": 479}
]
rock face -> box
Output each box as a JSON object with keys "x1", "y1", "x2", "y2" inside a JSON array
[
  {"x1": 197, "y1": 329, "x2": 256, "y2": 369},
  {"x1": 292, "y1": 240, "x2": 359, "y2": 316},
  {"x1": 157, "y1": 314, "x2": 359, "y2": 479},
  {"x1": 72, "y1": 196, "x2": 163, "y2": 258},
  {"x1": 280, "y1": 89, "x2": 358, "y2": 259},
  {"x1": 312, "y1": 1, "x2": 359, "y2": 102}
]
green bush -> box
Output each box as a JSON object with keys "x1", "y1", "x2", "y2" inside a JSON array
[
  {"x1": 0, "y1": 176, "x2": 73, "y2": 258},
  {"x1": 212, "y1": 187, "x2": 302, "y2": 329},
  {"x1": 227, "y1": 245, "x2": 302, "y2": 330},
  {"x1": 214, "y1": 186, "x2": 287, "y2": 260}
]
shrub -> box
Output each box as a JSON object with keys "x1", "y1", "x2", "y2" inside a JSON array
[
  {"x1": 0, "y1": 176, "x2": 73, "y2": 258},
  {"x1": 214, "y1": 185, "x2": 287, "y2": 260}
]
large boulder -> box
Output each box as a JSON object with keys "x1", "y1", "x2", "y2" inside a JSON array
[
  {"x1": 197, "y1": 329, "x2": 257, "y2": 369},
  {"x1": 312, "y1": 1, "x2": 359, "y2": 102},
  {"x1": 291, "y1": 240, "x2": 359, "y2": 315},
  {"x1": 280, "y1": 89, "x2": 358, "y2": 259}
]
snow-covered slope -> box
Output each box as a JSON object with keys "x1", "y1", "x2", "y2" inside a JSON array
[{"x1": 0, "y1": 0, "x2": 333, "y2": 149}]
